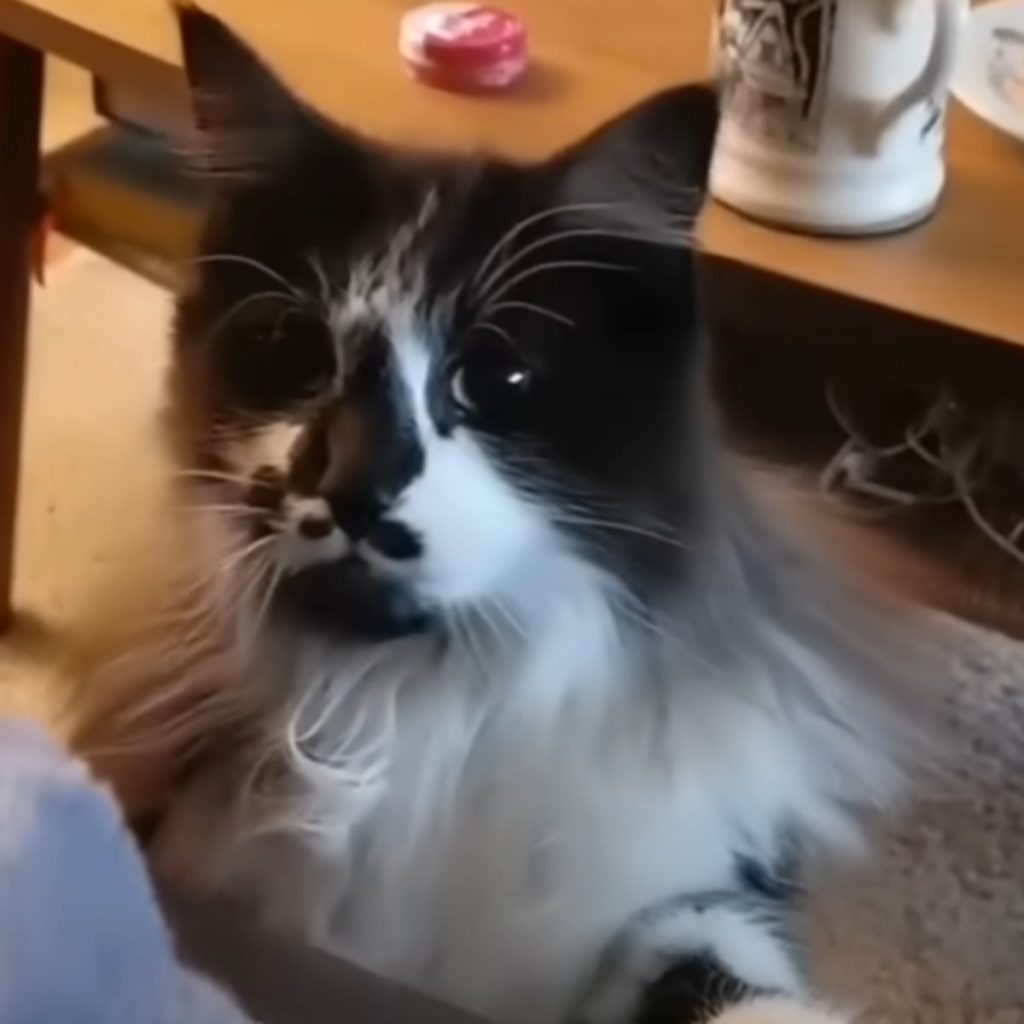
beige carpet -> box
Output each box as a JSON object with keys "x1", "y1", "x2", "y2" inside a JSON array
[
  {"x1": 2, "y1": 251, "x2": 1022, "y2": 1022},
  {"x1": 812, "y1": 615, "x2": 1024, "y2": 1023}
]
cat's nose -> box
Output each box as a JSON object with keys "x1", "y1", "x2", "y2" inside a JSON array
[
  {"x1": 328, "y1": 492, "x2": 422, "y2": 561},
  {"x1": 364, "y1": 519, "x2": 423, "y2": 560}
]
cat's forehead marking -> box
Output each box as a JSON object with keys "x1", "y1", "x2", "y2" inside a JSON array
[{"x1": 327, "y1": 187, "x2": 440, "y2": 343}]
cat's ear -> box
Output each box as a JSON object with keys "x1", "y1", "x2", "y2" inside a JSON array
[
  {"x1": 554, "y1": 84, "x2": 719, "y2": 239},
  {"x1": 174, "y1": 4, "x2": 322, "y2": 182}
]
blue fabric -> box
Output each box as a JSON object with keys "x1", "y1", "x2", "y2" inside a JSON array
[{"x1": 0, "y1": 718, "x2": 254, "y2": 1024}]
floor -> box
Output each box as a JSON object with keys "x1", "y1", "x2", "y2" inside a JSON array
[{"x1": 0, "y1": 60, "x2": 169, "y2": 722}]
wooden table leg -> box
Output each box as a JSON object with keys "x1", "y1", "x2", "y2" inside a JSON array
[{"x1": 0, "y1": 37, "x2": 43, "y2": 633}]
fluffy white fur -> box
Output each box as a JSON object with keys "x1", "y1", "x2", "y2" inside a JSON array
[
  {"x1": 142, "y1": 317, "x2": 906, "y2": 1024},
  {"x1": 150, "y1": 534, "x2": 886, "y2": 1024}
]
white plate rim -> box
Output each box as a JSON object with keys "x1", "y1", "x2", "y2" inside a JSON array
[{"x1": 952, "y1": 0, "x2": 1024, "y2": 142}]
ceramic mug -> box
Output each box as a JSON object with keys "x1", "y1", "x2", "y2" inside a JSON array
[{"x1": 709, "y1": 0, "x2": 969, "y2": 235}]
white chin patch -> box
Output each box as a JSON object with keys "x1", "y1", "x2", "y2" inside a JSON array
[
  {"x1": 279, "y1": 527, "x2": 349, "y2": 573},
  {"x1": 277, "y1": 496, "x2": 350, "y2": 572}
]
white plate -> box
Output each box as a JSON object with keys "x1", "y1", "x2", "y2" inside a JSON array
[{"x1": 952, "y1": 0, "x2": 1024, "y2": 142}]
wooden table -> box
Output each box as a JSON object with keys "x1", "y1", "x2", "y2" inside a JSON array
[{"x1": 1, "y1": 0, "x2": 1023, "y2": 630}]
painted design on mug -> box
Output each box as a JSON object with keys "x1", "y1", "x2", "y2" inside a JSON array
[
  {"x1": 920, "y1": 96, "x2": 945, "y2": 140},
  {"x1": 717, "y1": 0, "x2": 838, "y2": 149}
]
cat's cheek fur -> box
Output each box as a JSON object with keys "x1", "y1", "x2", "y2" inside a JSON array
[
  {"x1": 392, "y1": 427, "x2": 552, "y2": 605},
  {"x1": 388, "y1": 335, "x2": 557, "y2": 606},
  {"x1": 710, "y1": 998, "x2": 853, "y2": 1024}
]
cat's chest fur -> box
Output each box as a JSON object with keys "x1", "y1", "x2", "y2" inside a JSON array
[
  {"x1": 157, "y1": 598, "x2": 832, "y2": 1024},
  {"x1": 330, "y1": 696, "x2": 791, "y2": 1024}
]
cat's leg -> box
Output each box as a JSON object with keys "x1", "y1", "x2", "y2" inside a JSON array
[{"x1": 573, "y1": 893, "x2": 851, "y2": 1024}]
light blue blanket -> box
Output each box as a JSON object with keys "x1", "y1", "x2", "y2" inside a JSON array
[{"x1": 0, "y1": 718, "x2": 254, "y2": 1024}]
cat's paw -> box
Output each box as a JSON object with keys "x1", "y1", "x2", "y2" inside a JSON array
[
  {"x1": 711, "y1": 996, "x2": 853, "y2": 1024},
  {"x1": 573, "y1": 894, "x2": 803, "y2": 1024}
]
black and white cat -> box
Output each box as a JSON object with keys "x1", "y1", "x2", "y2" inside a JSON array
[{"x1": 74, "y1": 9, "x2": 926, "y2": 1024}]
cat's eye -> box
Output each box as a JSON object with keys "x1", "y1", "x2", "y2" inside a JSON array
[
  {"x1": 449, "y1": 343, "x2": 533, "y2": 421},
  {"x1": 255, "y1": 308, "x2": 335, "y2": 395},
  {"x1": 222, "y1": 304, "x2": 336, "y2": 409}
]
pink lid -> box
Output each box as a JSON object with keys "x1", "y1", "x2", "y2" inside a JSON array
[{"x1": 401, "y1": 4, "x2": 528, "y2": 91}]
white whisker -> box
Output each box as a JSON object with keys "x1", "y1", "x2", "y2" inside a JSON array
[
  {"x1": 217, "y1": 533, "x2": 280, "y2": 578},
  {"x1": 182, "y1": 504, "x2": 262, "y2": 518},
  {"x1": 612, "y1": 598, "x2": 679, "y2": 649},
  {"x1": 478, "y1": 224, "x2": 688, "y2": 305},
  {"x1": 472, "y1": 201, "x2": 621, "y2": 292},
  {"x1": 202, "y1": 289, "x2": 299, "y2": 346},
  {"x1": 173, "y1": 468, "x2": 254, "y2": 487},
  {"x1": 485, "y1": 259, "x2": 634, "y2": 311},
  {"x1": 173, "y1": 533, "x2": 279, "y2": 610},
  {"x1": 237, "y1": 549, "x2": 276, "y2": 613},
  {"x1": 485, "y1": 300, "x2": 576, "y2": 329},
  {"x1": 250, "y1": 559, "x2": 285, "y2": 642},
  {"x1": 448, "y1": 608, "x2": 489, "y2": 684},
  {"x1": 307, "y1": 252, "x2": 334, "y2": 314},
  {"x1": 485, "y1": 596, "x2": 527, "y2": 641},
  {"x1": 471, "y1": 320, "x2": 517, "y2": 348},
  {"x1": 183, "y1": 253, "x2": 304, "y2": 299},
  {"x1": 553, "y1": 513, "x2": 689, "y2": 551}
]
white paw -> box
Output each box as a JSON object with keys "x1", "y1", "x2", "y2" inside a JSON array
[
  {"x1": 711, "y1": 996, "x2": 853, "y2": 1024},
  {"x1": 575, "y1": 895, "x2": 803, "y2": 1024}
]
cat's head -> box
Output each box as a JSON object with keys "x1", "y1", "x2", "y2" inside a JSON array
[{"x1": 171, "y1": 8, "x2": 718, "y2": 639}]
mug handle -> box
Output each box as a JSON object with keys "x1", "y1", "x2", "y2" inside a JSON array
[{"x1": 873, "y1": 0, "x2": 966, "y2": 145}]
